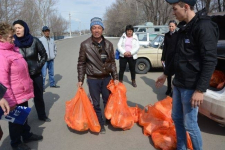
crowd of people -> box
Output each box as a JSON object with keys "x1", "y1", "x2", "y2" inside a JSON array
[{"x1": 0, "y1": 0, "x2": 219, "y2": 150}]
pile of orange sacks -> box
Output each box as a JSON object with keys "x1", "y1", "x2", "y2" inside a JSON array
[
  {"x1": 65, "y1": 80, "x2": 194, "y2": 150},
  {"x1": 139, "y1": 96, "x2": 193, "y2": 150}
]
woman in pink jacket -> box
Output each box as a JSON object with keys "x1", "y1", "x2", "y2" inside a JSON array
[{"x1": 0, "y1": 23, "x2": 43, "y2": 150}]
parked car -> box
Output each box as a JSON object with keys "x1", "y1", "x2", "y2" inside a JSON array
[
  {"x1": 199, "y1": 13, "x2": 225, "y2": 125},
  {"x1": 135, "y1": 34, "x2": 164, "y2": 74},
  {"x1": 135, "y1": 32, "x2": 160, "y2": 47}
]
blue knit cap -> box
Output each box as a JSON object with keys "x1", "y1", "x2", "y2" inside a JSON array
[{"x1": 90, "y1": 17, "x2": 104, "y2": 29}]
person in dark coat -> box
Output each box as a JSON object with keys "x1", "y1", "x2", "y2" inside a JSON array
[
  {"x1": 161, "y1": 20, "x2": 178, "y2": 95},
  {"x1": 13, "y1": 20, "x2": 51, "y2": 122}
]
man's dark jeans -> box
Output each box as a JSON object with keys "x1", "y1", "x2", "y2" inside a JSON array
[{"x1": 87, "y1": 76, "x2": 111, "y2": 126}]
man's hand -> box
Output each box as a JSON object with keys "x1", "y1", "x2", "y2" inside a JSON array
[
  {"x1": 155, "y1": 74, "x2": 167, "y2": 88},
  {"x1": 0, "y1": 98, "x2": 10, "y2": 115},
  {"x1": 77, "y1": 82, "x2": 83, "y2": 88},
  {"x1": 114, "y1": 80, "x2": 119, "y2": 85},
  {"x1": 191, "y1": 90, "x2": 203, "y2": 108}
]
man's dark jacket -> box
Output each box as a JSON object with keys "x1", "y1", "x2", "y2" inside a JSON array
[
  {"x1": 77, "y1": 36, "x2": 118, "y2": 82},
  {"x1": 19, "y1": 37, "x2": 47, "y2": 76},
  {"x1": 164, "y1": 11, "x2": 219, "y2": 92}
]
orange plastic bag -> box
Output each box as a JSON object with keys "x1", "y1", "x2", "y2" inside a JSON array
[
  {"x1": 139, "y1": 105, "x2": 172, "y2": 127},
  {"x1": 105, "y1": 80, "x2": 117, "y2": 120},
  {"x1": 110, "y1": 83, "x2": 134, "y2": 130},
  {"x1": 65, "y1": 88, "x2": 100, "y2": 132},
  {"x1": 129, "y1": 105, "x2": 140, "y2": 123},
  {"x1": 152, "y1": 126, "x2": 177, "y2": 150},
  {"x1": 143, "y1": 118, "x2": 171, "y2": 136},
  {"x1": 153, "y1": 96, "x2": 173, "y2": 120},
  {"x1": 210, "y1": 70, "x2": 225, "y2": 89}
]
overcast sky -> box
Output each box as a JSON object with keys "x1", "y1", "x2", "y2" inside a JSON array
[{"x1": 56, "y1": 0, "x2": 116, "y2": 32}]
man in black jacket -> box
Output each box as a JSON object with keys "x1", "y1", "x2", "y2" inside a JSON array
[{"x1": 156, "y1": 0, "x2": 218, "y2": 150}]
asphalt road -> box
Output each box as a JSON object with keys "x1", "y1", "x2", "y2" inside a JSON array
[{"x1": 0, "y1": 35, "x2": 225, "y2": 150}]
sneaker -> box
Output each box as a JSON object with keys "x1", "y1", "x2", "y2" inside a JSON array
[
  {"x1": 12, "y1": 143, "x2": 31, "y2": 150},
  {"x1": 100, "y1": 126, "x2": 106, "y2": 134},
  {"x1": 23, "y1": 134, "x2": 43, "y2": 143},
  {"x1": 50, "y1": 85, "x2": 60, "y2": 88}
]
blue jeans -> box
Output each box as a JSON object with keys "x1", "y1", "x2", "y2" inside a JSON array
[
  {"x1": 172, "y1": 86, "x2": 202, "y2": 150},
  {"x1": 42, "y1": 60, "x2": 55, "y2": 87}
]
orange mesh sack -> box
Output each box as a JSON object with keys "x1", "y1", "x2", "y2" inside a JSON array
[
  {"x1": 110, "y1": 83, "x2": 134, "y2": 130},
  {"x1": 151, "y1": 126, "x2": 177, "y2": 150},
  {"x1": 153, "y1": 96, "x2": 173, "y2": 120},
  {"x1": 65, "y1": 88, "x2": 100, "y2": 132}
]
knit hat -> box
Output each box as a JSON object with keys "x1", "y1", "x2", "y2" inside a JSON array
[
  {"x1": 165, "y1": 0, "x2": 196, "y2": 6},
  {"x1": 90, "y1": 17, "x2": 104, "y2": 29}
]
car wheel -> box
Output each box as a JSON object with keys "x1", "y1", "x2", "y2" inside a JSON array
[{"x1": 135, "y1": 58, "x2": 151, "y2": 74}]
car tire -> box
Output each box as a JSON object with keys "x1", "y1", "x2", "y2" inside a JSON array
[{"x1": 135, "y1": 58, "x2": 151, "y2": 74}]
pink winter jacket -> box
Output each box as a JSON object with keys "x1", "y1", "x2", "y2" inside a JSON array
[{"x1": 0, "y1": 42, "x2": 34, "y2": 107}]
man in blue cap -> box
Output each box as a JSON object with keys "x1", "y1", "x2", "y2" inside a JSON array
[
  {"x1": 77, "y1": 17, "x2": 119, "y2": 134},
  {"x1": 156, "y1": 0, "x2": 218, "y2": 149},
  {"x1": 40, "y1": 26, "x2": 60, "y2": 91}
]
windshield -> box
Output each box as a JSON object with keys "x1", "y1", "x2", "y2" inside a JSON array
[
  {"x1": 134, "y1": 27, "x2": 138, "y2": 32},
  {"x1": 150, "y1": 35, "x2": 164, "y2": 48}
]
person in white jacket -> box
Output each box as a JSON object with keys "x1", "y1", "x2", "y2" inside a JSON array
[
  {"x1": 39, "y1": 26, "x2": 59, "y2": 91},
  {"x1": 117, "y1": 25, "x2": 140, "y2": 87}
]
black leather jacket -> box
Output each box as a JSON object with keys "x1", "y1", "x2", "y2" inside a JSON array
[
  {"x1": 164, "y1": 11, "x2": 219, "y2": 92},
  {"x1": 19, "y1": 37, "x2": 47, "y2": 76}
]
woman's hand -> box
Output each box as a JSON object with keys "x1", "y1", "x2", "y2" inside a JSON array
[{"x1": 0, "y1": 98, "x2": 10, "y2": 115}]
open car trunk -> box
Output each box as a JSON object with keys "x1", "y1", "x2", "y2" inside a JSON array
[{"x1": 208, "y1": 14, "x2": 225, "y2": 91}]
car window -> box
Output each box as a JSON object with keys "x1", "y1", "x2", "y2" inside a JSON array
[
  {"x1": 149, "y1": 34, "x2": 157, "y2": 41},
  {"x1": 138, "y1": 28, "x2": 146, "y2": 32},
  {"x1": 150, "y1": 35, "x2": 164, "y2": 48},
  {"x1": 136, "y1": 33, "x2": 148, "y2": 41}
]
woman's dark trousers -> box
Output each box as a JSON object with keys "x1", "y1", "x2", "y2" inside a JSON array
[
  {"x1": 119, "y1": 56, "x2": 136, "y2": 81},
  {"x1": 30, "y1": 73, "x2": 46, "y2": 119},
  {"x1": 9, "y1": 101, "x2": 32, "y2": 147}
]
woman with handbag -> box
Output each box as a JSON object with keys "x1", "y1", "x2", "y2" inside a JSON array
[{"x1": 117, "y1": 25, "x2": 140, "y2": 87}]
